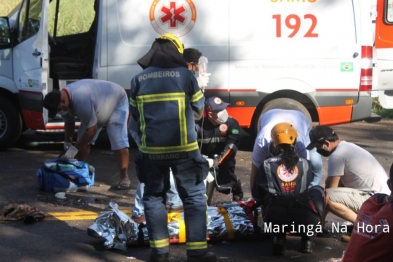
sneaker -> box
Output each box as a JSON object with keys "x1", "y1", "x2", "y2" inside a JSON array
[
  {"x1": 232, "y1": 179, "x2": 243, "y2": 201},
  {"x1": 168, "y1": 205, "x2": 184, "y2": 212},
  {"x1": 150, "y1": 253, "x2": 169, "y2": 262},
  {"x1": 300, "y1": 239, "x2": 314, "y2": 253},
  {"x1": 272, "y1": 235, "x2": 286, "y2": 256},
  {"x1": 131, "y1": 214, "x2": 146, "y2": 224},
  {"x1": 187, "y1": 252, "x2": 217, "y2": 262}
]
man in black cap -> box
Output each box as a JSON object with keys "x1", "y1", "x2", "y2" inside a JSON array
[
  {"x1": 183, "y1": 48, "x2": 210, "y2": 89},
  {"x1": 307, "y1": 125, "x2": 389, "y2": 225},
  {"x1": 195, "y1": 96, "x2": 243, "y2": 201}
]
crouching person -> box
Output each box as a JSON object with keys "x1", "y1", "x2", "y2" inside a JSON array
[{"x1": 252, "y1": 122, "x2": 326, "y2": 256}]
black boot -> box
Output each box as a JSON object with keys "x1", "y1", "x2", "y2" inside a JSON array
[
  {"x1": 300, "y1": 238, "x2": 314, "y2": 253},
  {"x1": 187, "y1": 252, "x2": 217, "y2": 262},
  {"x1": 150, "y1": 253, "x2": 169, "y2": 262},
  {"x1": 272, "y1": 235, "x2": 286, "y2": 256}
]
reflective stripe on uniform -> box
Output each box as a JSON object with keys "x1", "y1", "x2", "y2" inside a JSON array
[
  {"x1": 134, "y1": 92, "x2": 198, "y2": 153},
  {"x1": 299, "y1": 159, "x2": 309, "y2": 193},
  {"x1": 186, "y1": 241, "x2": 208, "y2": 251},
  {"x1": 140, "y1": 142, "x2": 199, "y2": 154},
  {"x1": 129, "y1": 97, "x2": 136, "y2": 107},
  {"x1": 191, "y1": 90, "x2": 204, "y2": 103},
  {"x1": 198, "y1": 137, "x2": 227, "y2": 144},
  {"x1": 264, "y1": 161, "x2": 277, "y2": 194},
  {"x1": 149, "y1": 238, "x2": 170, "y2": 249}
]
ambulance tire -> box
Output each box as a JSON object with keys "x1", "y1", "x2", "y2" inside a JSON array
[
  {"x1": 0, "y1": 97, "x2": 23, "y2": 151},
  {"x1": 257, "y1": 98, "x2": 311, "y2": 132}
]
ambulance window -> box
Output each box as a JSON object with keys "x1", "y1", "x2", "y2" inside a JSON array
[
  {"x1": 386, "y1": 0, "x2": 393, "y2": 24},
  {"x1": 49, "y1": 0, "x2": 95, "y2": 37},
  {"x1": 17, "y1": 0, "x2": 42, "y2": 43}
]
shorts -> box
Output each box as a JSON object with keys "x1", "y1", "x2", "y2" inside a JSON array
[
  {"x1": 78, "y1": 99, "x2": 129, "y2": 151},
  {"x1": 326, "y1": 187, "x2": 373, "y2": 214}
]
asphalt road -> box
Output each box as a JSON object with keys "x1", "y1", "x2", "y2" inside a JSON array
[{"x1": 1, "y1": 119, "x2": 393, "y2": 262}]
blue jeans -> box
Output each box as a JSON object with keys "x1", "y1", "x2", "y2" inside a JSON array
[
  {"x1": 306, "y1": 129, "x2": 323, "y2": 187},
  {"x1": 309, "y1": 147, "x2": 323, "y2": 187},
  {"x1": 132, "y1": 169, "x2": 183, "y2": 217}
]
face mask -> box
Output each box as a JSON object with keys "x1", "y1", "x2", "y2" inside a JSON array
[
  {"x1": 317, "y1": 145, "x2": 331, "y2": 157},
  {"x1": 215, "y1": 109, "x2": 228, "y2": 124}
]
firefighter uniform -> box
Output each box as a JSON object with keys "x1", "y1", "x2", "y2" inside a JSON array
[
  {"x1": 195, "y1": 97, "x2": 243, "y2": 200},
  {"x1": 130, "y1": 34, "x2": 212, "y2": 260}
]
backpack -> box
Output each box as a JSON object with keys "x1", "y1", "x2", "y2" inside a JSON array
[{"x1": 36, "y1": 158, "x2": 95, "y2": 192}]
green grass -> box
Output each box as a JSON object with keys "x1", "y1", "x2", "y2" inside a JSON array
[
  {"x1": 0, "y1": 0, "x2": 94, "y2": 36},
  {"x1": 0, "y1": 0, "x2": 20, "y2": 16},
  {"x1": 372, "y1": 98, "x2": 393, "y2": 118}
]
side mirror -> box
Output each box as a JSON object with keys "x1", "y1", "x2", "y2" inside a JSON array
[{"x1": 0, "y1": 17, "x2": 11, "y2": 48}]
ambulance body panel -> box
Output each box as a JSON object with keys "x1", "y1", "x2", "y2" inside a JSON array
[{"x1": 0, "y1": 0, "x2": 392, "y2": 149}]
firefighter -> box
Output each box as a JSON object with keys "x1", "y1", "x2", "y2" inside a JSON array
[
  {"x1": 252, "y1": 122, "x2": 326, "y2": 256},
  {"x1": 129, "y1": 33, "x2": 216, "y2": 262},
  {"x1": 196, "y1": 96, "x2": 243, "y2": 201}
]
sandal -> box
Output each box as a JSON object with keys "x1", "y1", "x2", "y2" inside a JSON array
[{"x1": 116, "y1": 181, "x2": 131, "y2": 190}]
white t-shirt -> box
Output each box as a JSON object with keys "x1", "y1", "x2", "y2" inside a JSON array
[
  {"x1": 62, "y1": 79, "x2": 128, "y2": 128},
  {"x1": 252, "y1": 109, "x2": 311, "y2": 168},
  {"x1": 328, "y1": 141, "x2": 390, "y2": 194}
]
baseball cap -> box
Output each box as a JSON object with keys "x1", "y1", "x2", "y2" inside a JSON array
[
  {"x1": 43, "y1": 90, "x2": 61, "y2": 119},
  {"x1": 306, "y1": 126, "x2": 335, "y2": 150},
  {"x1": 205, "y1": 97, "x2": 229, "y2": 112}
]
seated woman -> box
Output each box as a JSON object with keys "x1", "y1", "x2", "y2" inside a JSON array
[{"x1": 252, "y1": 122, "x2": 326, "y2": 256}]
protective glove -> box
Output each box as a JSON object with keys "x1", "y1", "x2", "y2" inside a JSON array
[
  {"x1": 63, "y1": 145, "x2": 78, "y2": 159},
  {"x1": 197, "y1": 73, "x2": 211, "y2": 88},
  {"x1": 207, "y1": 158, "x2": 214, "y2": 168},
  {"x1": 64, "y1": 142, "x2": 72, "y2": 151}
]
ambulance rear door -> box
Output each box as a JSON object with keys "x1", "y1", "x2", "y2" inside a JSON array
[{"x1": 375, "y1": 0, "x2": 393, "y2": 108}]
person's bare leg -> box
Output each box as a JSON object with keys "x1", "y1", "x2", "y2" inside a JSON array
[
  {"x1": 76, "y1": 144, "x2": 90, "y2": 161},
  {"x1": 326, "y1": 198, "x2": 357, "y2": 224},
  {"x1": 114, "y1": 148, "x2": 130, "y2": 189}
]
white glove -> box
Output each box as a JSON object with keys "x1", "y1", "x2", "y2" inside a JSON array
[
  {"x1": 64, "y1": 142, "x2": 72, "y2": 151},
  {"x1": 197, "y1": 73, "x2": 211, "y2": 88},
  {"x1": 207, "y1": 158, "x2": 214, "y2": 168},
  {"x1": 63, "y1": 145, "x2": 78, "y2": 159}
]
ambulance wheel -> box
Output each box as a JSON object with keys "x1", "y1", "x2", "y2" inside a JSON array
[
  {"x1": 0, "y1": 97, "x2": 23, "y2": 150},
  {"x1": 257, "y1": 98, "x2": 311, "y2": 132}
]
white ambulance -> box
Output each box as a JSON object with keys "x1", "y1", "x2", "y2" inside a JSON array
[{"x1": 0, "y1": 0, "x2": 392, "y2": 149}]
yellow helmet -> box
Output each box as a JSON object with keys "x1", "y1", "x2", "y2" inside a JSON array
[
  {"x1": 155, "y1": 33, "x2": 184, "y2": 54},
  {"x1": 271, "y1": 122, "x2": 298, "y2": 147}
]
